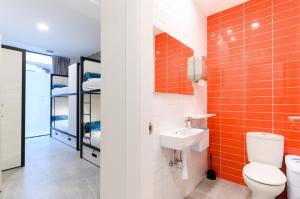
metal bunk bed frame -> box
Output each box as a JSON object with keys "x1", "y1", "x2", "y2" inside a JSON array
[
  {"x1": 79, "y1": 57, "x2": 101, "y2": 165},
  {"x1": 50, "y1": 71, "x2": 80, "y2": 150}
]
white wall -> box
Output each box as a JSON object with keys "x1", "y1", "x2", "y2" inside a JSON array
[
  {"x1": 154, "y1": 0, "x2": 207, "y2": 56},
  {"x1": 153, "y1": 0, "x2": 208, "y2": 198}
]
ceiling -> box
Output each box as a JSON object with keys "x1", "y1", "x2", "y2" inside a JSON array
[
  {"x1": 0, "y1": 0, "x2": 100, "y2": 59},
  {"x1": 0, "y1": 0, "x2": 246, "y2": 59},
  {"x1": 195, "y1": 0, "x2": 247, "y2": 16}
]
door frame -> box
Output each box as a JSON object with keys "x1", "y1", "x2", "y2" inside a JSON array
[
  {"x1": 100, "y1": 0, "x2": 154, "y2": 198},
  {"x1": 1, "y1": 45, "x2": 26, "y2": 168},
  {"x1": 27, "y1": 50, "x2": 53, "y2": 139}
]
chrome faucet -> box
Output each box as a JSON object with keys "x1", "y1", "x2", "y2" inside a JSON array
[{"x1": 185, "y1": 116, "x2": 192, "y2": 128}]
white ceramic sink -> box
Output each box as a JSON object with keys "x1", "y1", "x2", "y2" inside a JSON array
[{"x1": 160, "y1": 128, "x2": 205, "y2": 150}]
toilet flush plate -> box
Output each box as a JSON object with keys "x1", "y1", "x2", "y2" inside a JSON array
[{"x1": 160, "y1": 128, "x2": 205, "y2": 151}]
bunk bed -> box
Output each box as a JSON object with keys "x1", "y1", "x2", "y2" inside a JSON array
[
  {"x1": 80, "y1": 57, "x2": 101, "y2": 166},
  {"x1": 82, "y1": 72, "x2": 101, "y2": 91},
  {"x1": 51, "y1": 115, "x2": 69, "y2": 133},
  {"x1": 52, "y1": 84, "x2": 69, "y2": 96},
  {"x1": 50, "y1": 64, "x2": 80, "y2": 150}
]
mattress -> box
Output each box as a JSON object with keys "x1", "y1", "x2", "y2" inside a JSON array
[
  {"x1": 52, "y1": 120, "x2": 68, "y2": 133},
  {"x1": 83, "y1": 72, "x2": 101, "y2": 81},
  {"x1": 83, "y1": 130, "x2": 101, "y2": 148},
  {"x1": 52, "y1": 87, "x2": 69, "y2": 95},
  {"x1": 82, "y1": 78, "x2": 101, "y2": 91}
]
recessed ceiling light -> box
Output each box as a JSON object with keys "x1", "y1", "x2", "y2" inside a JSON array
[
  {"x1": 211, "y1": 34, "x2": 216, "y2": 37},
  {"x1": 251, "y1": 22, "x2": 260, "y2": 29},
  {"x1": 37, "y1": 23, "x2": 49, "y2": 31},
  {"x1": 230, "y1": 37, "x2": 236, "y2": 41},
  {"x1": 227, "y1": 29, "x2": 232, "y2": 34}
]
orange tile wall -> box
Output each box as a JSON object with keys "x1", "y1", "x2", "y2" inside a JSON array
[
  {"x1": 207, "y1": 0, "x2": 300, "y2": 185},
  {"x1": 155, "y1": 33, "x2": 194, "y2": 95}
]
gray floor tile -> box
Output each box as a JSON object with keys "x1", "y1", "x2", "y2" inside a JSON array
[
  {"x1": 187, "y1": 178, "x2": 251, "y2": 199},
  {"x1": 1, "y1": 136, "x2": 100, "y2": 199}
]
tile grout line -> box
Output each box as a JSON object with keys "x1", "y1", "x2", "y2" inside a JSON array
[
  {"x1": 272, "y1": 0, "x2": 274, "y2": 132},
  {"x1": 242, "y1": 0, "x2": 246, "y2": 167},
  {"x1": 219, "y1": 11, "x2": 222, "y2": 177},
  {"x1": 167, "y1": 35, "x2": 169, "y2": 93}
]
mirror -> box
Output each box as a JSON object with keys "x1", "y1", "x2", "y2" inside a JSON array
[{"x1": 154, "y1": 27, "x2": 194, "y2": 95}]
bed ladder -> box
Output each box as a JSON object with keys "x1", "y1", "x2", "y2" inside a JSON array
[{"x1": 83, "y1": 93, "x2": 92, "y2": 144}]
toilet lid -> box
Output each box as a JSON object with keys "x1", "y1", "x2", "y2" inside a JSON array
[{"x1": 243, "y1": 162, "x2": 286, "y2": 186}]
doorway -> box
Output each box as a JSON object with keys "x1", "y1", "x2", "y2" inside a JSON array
[{"x1": 25, "y1": 52, "x2": 52, "y2": 138}]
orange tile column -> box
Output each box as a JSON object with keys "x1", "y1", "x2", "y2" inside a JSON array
[
  {"x1": 207, "y1": 0, "x2": 300, "y2": 185},
  {"x1": 273, "y1": 0, "x2": 300, "y2": 155}
]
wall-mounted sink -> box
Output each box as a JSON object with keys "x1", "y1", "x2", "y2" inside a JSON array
[{"x1": 160, "y1": 128, "x2": 205, "y2": 150}]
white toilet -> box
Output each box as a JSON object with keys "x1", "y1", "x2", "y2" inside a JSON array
[
  {"x1": 285, "y1": 155, "x2": 300, "y2": 199},
  {"x1": 243, "y1": 132, "x2": 287, "y2": 199}
]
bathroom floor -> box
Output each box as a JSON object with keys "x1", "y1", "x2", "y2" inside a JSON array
[
  {"x1": 1, "y1": 136, "x2": 100, "y2": 199},
  {"x1": 186, "y1": 178, "x2": 251, "y2": 199}
]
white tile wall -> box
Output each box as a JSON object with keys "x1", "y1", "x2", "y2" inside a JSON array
[
  {"x1": 154, "y1": 0, "x2": 207, "y2": 56},
  {"x1": 153, "y1": 0, "x2": 207, "y2": 198},
  {"x1": 152, "y1": 86, "x2": 208, "y2": 199}
]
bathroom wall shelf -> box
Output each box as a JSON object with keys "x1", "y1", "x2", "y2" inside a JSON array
[{"x1": 187, "y1": 114, "x2": 216, "y2": 120}]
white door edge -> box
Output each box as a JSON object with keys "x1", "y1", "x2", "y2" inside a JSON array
[{"x1": 100, "y1": 0, "x2": 154, "y2": 198}]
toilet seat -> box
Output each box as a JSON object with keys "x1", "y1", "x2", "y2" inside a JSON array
[{"x1": 243, "y1": 162, "x2": 286, "y2": 186}]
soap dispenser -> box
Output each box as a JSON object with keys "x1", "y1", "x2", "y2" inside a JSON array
[{"x1": 187, "y1": 56, "x2": 207, "y2": 82}]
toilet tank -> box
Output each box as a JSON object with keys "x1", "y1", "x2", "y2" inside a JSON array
[{"x1": 247, "y1": 132, "x2": 284, "y2": 168}]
